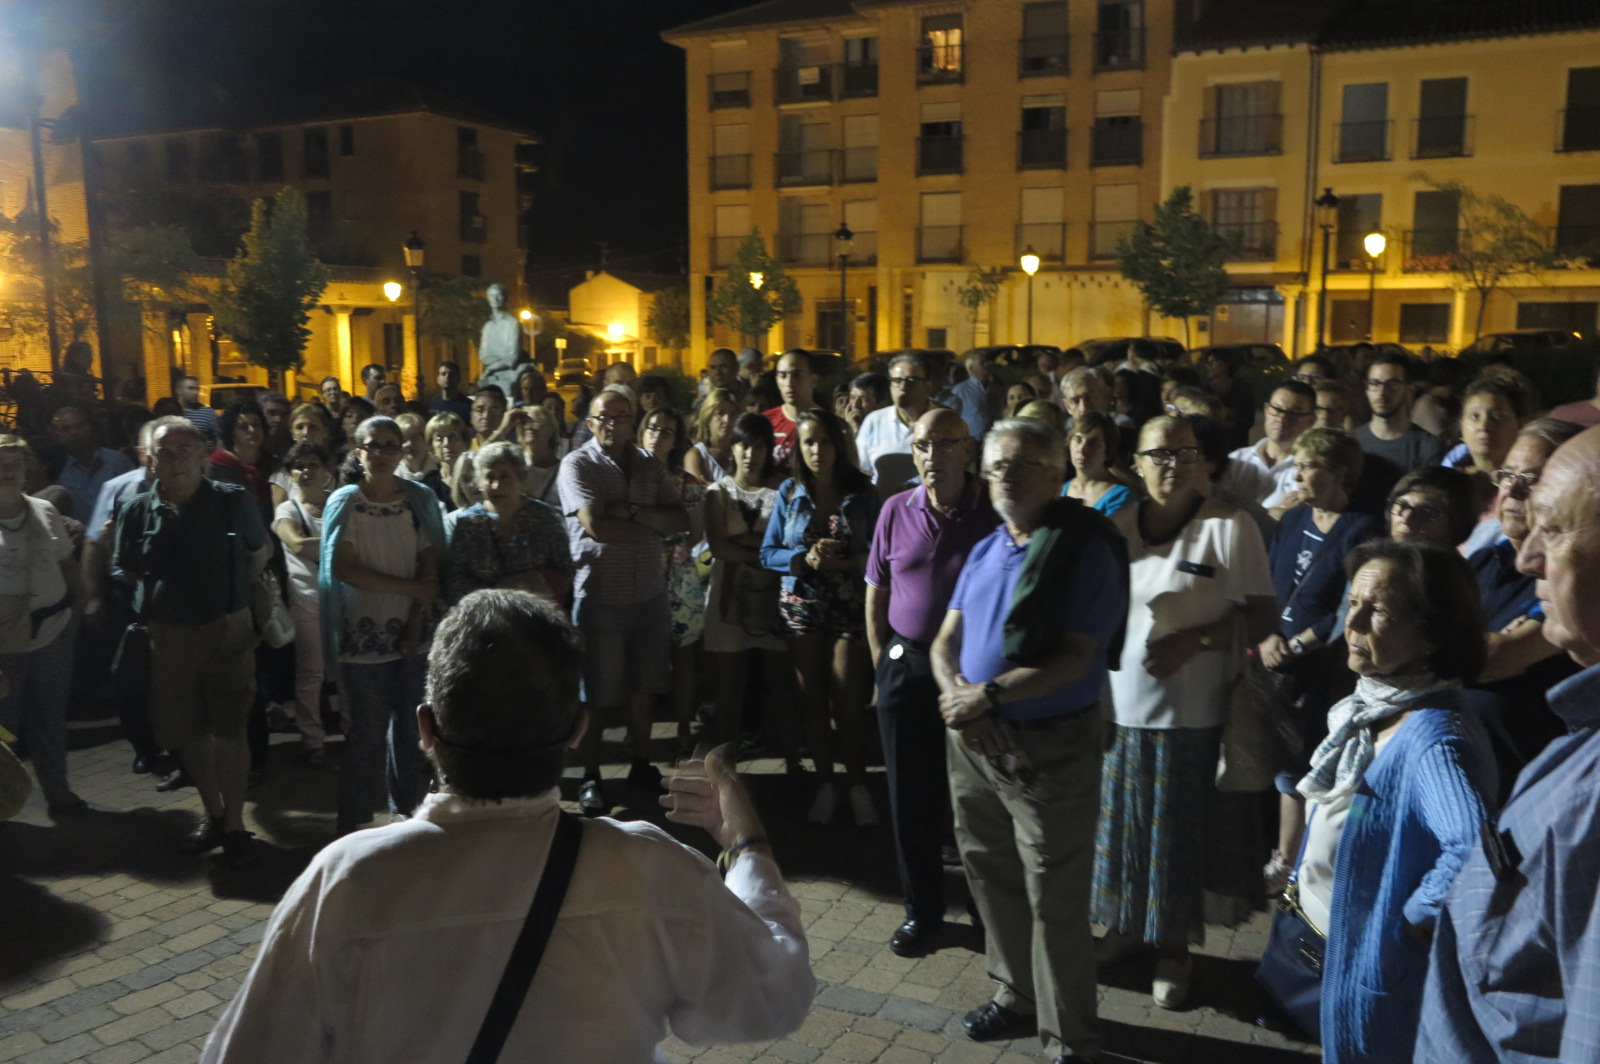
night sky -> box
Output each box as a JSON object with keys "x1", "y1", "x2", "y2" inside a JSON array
[{"x1": 57, "y1": 0, "x2": 746, "y2": 301}]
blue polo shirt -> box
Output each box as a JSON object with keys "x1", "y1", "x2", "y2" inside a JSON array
[{"x1": 949, "y1": 524, "x2": 1123, "y2": 721}]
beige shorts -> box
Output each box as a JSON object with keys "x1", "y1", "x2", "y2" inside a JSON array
[{"x1": 147, "y1": 610, "x2": 258, "y2": 748}]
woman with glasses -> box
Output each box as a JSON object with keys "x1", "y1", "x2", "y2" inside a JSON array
[
  {"x1": 319, "y1": 417, "x2": 447, "y2": 834},
  {"x1": 272, "y1": 442, "x2": 343, "y2": 767},
  {"x1": 442, "y1": 441, "x2": 571, "y2": 607},
  {"x1": 761, "y1": 409, "x2": 881, "y2": 826},
  {"x1": 1096, "y1": 415, "x2": 1278, "y2": 1008},
  {"x1": 1385, "y1": 467, "x2": 1477, "y2": 549},
  {"x1": 1064, "y1": 410, "x2": 1139, "y2": 515}
]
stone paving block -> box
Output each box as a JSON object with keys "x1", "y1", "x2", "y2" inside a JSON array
[
  {"x1": 764, "y1": 1039, "x2": 821, "y2": 1063},
  {"x1": 86, "y1": 1042, "x2": 152, "y2": 1064},
  {"x1": 891, "y1": 982, "x2": 941, "y2": 1005},
  {"x1": 224, "y1": 925, "x2": 263, "y2": 946},
  {"x1": 112, "y1": 883, "x2": 161, "y2": 903},
  {"x1": 128, "y1": 948, "x2": 172, "y2": 966},
  {"x1": 826, "y1": 1031, "x2": 889, "y2": 1063},
  {"x1": 35, "y1": 1005, "x2": 119, "y2": 1044},
  {"x1": 0, "y1": 1033, "x2": 46, "y2": 1064},
  {"x1": 69, "y1": 958, "x2": 145, "y2": 991},
  {"x1": 160, "y1": 992, "x2": 219, "y2": 1021},
  {"x1": 843, "y1": 966, "x2": 903, "y2": 995},
  {"x1": 161, "y1": 950, "x2": 215, "y2": 977},
  {"x1": 115, "y1": 966, "x2": 177, "y2": 994},
  {"x1": 170, "y1": 973, "x2": 213, "y2": 993},
  {"x1": 877, "y1": 1046, "x2": 932, "y2": 1064},
  {"x1": 203, "y1": 901, "x2": 250, "y2": 917},
  {"x1": 46, "y1": 983, "x2": 129, "y2": 1019},
  {"x1": 17, "y1": 1031, "x2": 103, "y2": 1064},
  {"x1": 160, "y1": 927, "x2": 227, "y2": 957},
  {"x1": 812, "y1": 952, "x2": 869, "y2": 983},
  {"x1": 102, "y1": 917, "x2": 157, "y2": 944},
  {"x1": 931, "y1": 1040, "x2": 1002, "y2": 1064},
  {"x1": 0, "y1": 1007, "x2": 60, "y2": 1040},
  {"x1": 135, "y1": 1010, "x2": 214, "y2": 1052},
  {"x1": 875, "y1": 996, "x2": 951, "y2": 1033},
  {"x1": 149, "y1": 911, "x2": 216, "y2": 941},
  {"x1": 109, "y1": 983, "x2": 185, "y2": 1017},
  {"x1": 135, "y1": 1046, "x2": 202, "y2": 1064},
  {"x1": 91, "y1": 1007, "x2": 174, "y2": 1047},
  {"x1": 813, "y1": 985, "x2": 886, "y2": 1018},
  {"x1": 791, "y1": 1007, "x2": 853, "y2": 1050},
  {"x1": 1, "y1": 980, "x2": 75, "y2": 1013},
  {"x1": 97, "y1": 932, "x2": 168, "y2": 962},
  {"x1": 106, "y1": 896, "x2": 170, "y2": 921}
]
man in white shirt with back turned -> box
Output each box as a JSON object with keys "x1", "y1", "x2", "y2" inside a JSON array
[{"x1": 201, "y1": 589, "x2": 813, "y2": 1063}]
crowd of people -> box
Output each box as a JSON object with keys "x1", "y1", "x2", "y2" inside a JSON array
[{"x1": 4, "y1": 335, "x2": 1600, "y2": 1063}]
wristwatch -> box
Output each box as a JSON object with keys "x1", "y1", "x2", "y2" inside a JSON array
[
  {"x1": 1196, "y1": 630, "x2": 1214, "y2": 650},
  {"x1": 1288, "y1": 635, "x2": 1307, "y2": 656},
  {"x1": 983, "y1": 680, "x2": 1005, "y2": 707}
]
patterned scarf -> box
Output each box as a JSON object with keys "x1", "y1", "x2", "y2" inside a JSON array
[{"x1": 1296, "y1": 671, "x2": 1457, "y2": 806}]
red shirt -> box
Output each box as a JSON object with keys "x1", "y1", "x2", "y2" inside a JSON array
[{"x1": 764, "y1": 406, "x2": 797, "y2": 475}]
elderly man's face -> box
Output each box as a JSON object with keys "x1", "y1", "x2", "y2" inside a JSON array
[
  {"x1": 1264, "y1": 387, "x2": 1315, "y2": 446},
  {"x1": 985, "y1": 432, "x2": 1062, "y2": 521},
  {"x1": 912, "y1": 412, "x2": 972, "y2": 490},
  {"x1": 846, "y1": 385, "x2": 883, "y2": 424},
  {"x1": 151, "y1": 426, "x2": 206, "y2": 486},
  {"x1": 588, "y1": 392, "x2": 635, "y2": 451},
  {"x1": 888, "y1": 361, "x2": 931, "y2": 412},
  {"x1": 472, "y1": 395, "x2": 506, "y2": 438},
  {"x1": 1518, "y1": 442, "x2": 1600, "y2": 666},
  {"x1": 1063, "y1": 379, "x2": 1107, "y2": 421},
  {"x1": 374, "y1": 386, "x2": 403, "y2": 417},
  {"x1": 1496, "y1": 435, "x2": 1554, "y2": 544}
]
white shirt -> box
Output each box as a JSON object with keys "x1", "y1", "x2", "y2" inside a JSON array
[
  {"x1": 855, "y1": 405, "x2": 917, "y2": 491},
  {"x1": 1299, "y1": 724, "x2": 1401, "y2": 934},
  {"x1": 1220, "y1": 438, "x2": 1299, "y2": 508},
  {"x1": 201, "y1": 791, "x2": 812, "y2": 1064},
  {"x1": 1108, "y1": 496, "x2": 1274, "y2": 729},
  {"x1": 273, "y1": 499, "x2": 323, "y2": 603}
]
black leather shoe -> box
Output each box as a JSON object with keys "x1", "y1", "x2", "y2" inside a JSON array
[
  {"x1": 156, "y1": 770, "x2": 193, "y2": 793},
  {"x1": 578, "y1": 777, "x2": 607, "y2": 817},
  {"x1": 178, "y1": 817, "x2": 225, "y2": 855},
  {"x1": 1051, "y1": 1056, "x2": 1092, "y2": 1063},
  {"x1": 961, "y1": 1001, "x2": 1034, "y2": 1042},
  {"x1": 220, "y1": 829, "x2": 260, "y2": 868},
  {"x1": 131, "y1": 756, "x2": 150, "y2": 775},
  {"x1": 890, "y1": 918, "x2": 938, "y2": 958}
]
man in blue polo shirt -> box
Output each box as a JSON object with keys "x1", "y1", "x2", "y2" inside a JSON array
[{"x1": 932, "y1": 417, "x2": 1127, "y2": 1064}]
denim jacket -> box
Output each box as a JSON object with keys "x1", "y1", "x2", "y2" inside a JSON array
[{"x1": 759, "y1": 478, "x2": 880, "y2": 596}]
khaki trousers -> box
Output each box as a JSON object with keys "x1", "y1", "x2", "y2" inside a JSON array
[{"x1": 948, "y1": 708, "x2": 1103, "y2": 1060}]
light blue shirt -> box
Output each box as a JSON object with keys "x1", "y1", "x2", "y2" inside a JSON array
[{"x1": 55, "y1": 447, "x2": 135, "y2": 524}]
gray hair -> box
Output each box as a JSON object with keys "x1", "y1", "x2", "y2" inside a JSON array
[
  {"x1": 472, "y1": 440, "x2": 528, "y2": 480},
  {"x1": 147, "y1": 414, "x2": 206, "y2": 448},
  {"x1": 598, "y1": 383, "x2": 636, "y2": 413},
  {"x1": 888, "y1": 351, "x2": 931, "y2": 379},
  {"x1": 1061, "y1": 365, "x2": 1107, "y2": 394},
  {"x1": 983, "y1": 417, "x2": 1068, "y2": 477},
  {"x1": 1518, "y1": 416, "x2": 1587, "y2": 453}
]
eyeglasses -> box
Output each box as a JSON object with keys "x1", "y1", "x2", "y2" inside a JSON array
[
  {"x1": 359, "y1": 443, "x2": 403, "y2": 456},
  {"x1": 1492, "y1": 468, "x2": 1540, "y2": 494},
  {"x1": 1295, "y1": 460, "x2": 1331, "y2": 474},
  {"x1": 888, "y1": 376, "x2": 927, "y2": 387},
  {"x1": 644, "y1": 423, "x2": 676, "y2": 437},
  {"x1": 1266, "y1": 403, "x2": 1313, "y2": 420},
  {"x1": 912, "y1": 438, "x2": 967, "y2": 454},
  {"x1": 1389, "y1": 498, "x2": 1447, "y2": 524},
  {"x1": 1314, "y1": 405, "x2": 1346, "y2": 417},
  {"x1": 1365, "y1": 378, "x2": 1406, "y2": 391},
  {"x1": 1135, "y1": 446, "x2": 1202, "y2": 466},
  {"x1": 986, "y1": 458, "x2": 1049, "y2": 478},
  {"x1": 588, "y1": 413, "x2": 633, "y2": 426}
]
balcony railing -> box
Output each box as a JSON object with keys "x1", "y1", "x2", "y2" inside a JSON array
[
  {"x1": 710, "y1": 235, "x2": 742, "y2": 268},
  {"x1": 845, "y1": 230, "x2": 878, "y2": 266},
  {"x1": 457, "y1": 148, "x2": 485, "y2": 181},
  {"x1": 1089, "y1": 219, "x2": 1137, "y2": 259},
  {"x1": 1335, "y1": 119, "x2": 1392, "y2": 162},
  {"x1": 1016, "y1": 222, "x2": 1066, "y2": 262},
  {"x1": 1198, "y1": 114, "x2": 1283, "y2": 158},
  {"x1": 709, "y1": 154, "x2": 751, "y2": 191},
  {"x1": 917, "y1": 134, "x2": 964, "y2": 175},
  {"x1": 774, "y1": 64, "x2": 833, "y2": 104},
  {"x1": 1401, "y1": 228, "x2": 1460, "y2": 272},
  {"x1": 774, "y1": 149, "x2": 834, "y2": 187},
  {"x1": 840, "y1": 62, "x2": 879, "y2": 98},
  {"x1": 1091, "y1": 119, "x2": 1143, "y2": 166},
  {"x1": 1093, "y1": 26, "x2": 1144, "y2": 72},
  {"x1": 1018, "y1": 128, "x2": 1068, "y2": 169},
  {"x1": 1018, "y1": 34, "x2": 1070, "y2": 77},
  {"x1": 709, "y1": 71, "x2": 751, "y2": 109},
  {"x1": 778, "y1": 233, "x2": 834, "y2": 266},
  {"x1": 916, "y1": 44, "x2": 964, "y2": 85},
  {"x1": 1412, "y1": 114, "x2": 1473, "y2": 159},
  {"x1": 838, "y1": 146, "x2": 878, "y2": 183},
  {"x1": 1217, "y1": 220, "x2": 1279, "y2": 261},
  {"x1": 1552, "y1": 224, "x2": 1600, "y2": 263},
  {"x1": 1557, "y1": 107, "x2": 1600, "y2": 152},
  {"x1": 917, "y1": 225, "x2": 963, "y2": 263}
]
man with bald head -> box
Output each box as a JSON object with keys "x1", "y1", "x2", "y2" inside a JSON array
[
  {"x1": 866, "y1": 408, "x2": 996, "y2": 957},
  {"x1": 1419, "y1": 425, "x2": 1600, "y2": 1063}
]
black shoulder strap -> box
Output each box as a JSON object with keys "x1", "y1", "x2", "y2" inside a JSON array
[{"x1": 465, "y1": 811, "x2": 584, "y2": 1064}]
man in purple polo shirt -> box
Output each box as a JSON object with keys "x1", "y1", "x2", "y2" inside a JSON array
[
  {"x1": 932, "y1": 417, "x2": 1127, "y2": 1064},
  {"x1": 867, "y1": 409, "x2": 996, "y2": 958}
]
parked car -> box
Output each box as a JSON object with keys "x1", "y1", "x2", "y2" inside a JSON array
[
  {"x1": 1190, "y1": 342, "x2": 1291, "y2": 373},
  {"x1": 1459, "y1": 329, "x2": 1584, "y2": 358},
  {"x1": 962, "y1": 344, "x2": 1063, "y2": 369},
  {"x1": 209, "y1": 384, "x2": 265, "y2": 410},
  {"x1": 1073, "y1": 336, "x2": 1187, "y2": 366}
]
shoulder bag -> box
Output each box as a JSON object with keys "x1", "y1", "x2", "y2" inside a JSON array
[{"x1": 1254, "y1": 808, "x2": 1325, "y2": 1041}]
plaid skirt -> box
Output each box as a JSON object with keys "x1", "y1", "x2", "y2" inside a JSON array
[{"x1": 1092, "y1": 724, "x2": 1221, "y2": 947}]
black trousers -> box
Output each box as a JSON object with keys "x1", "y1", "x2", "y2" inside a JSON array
[{"x1": 874, "y1": 635, "x2": 950, "y2": 923}]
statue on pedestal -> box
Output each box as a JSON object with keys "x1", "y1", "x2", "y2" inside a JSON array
[{"x1": 476, "y1": 282, "x2": 522, "y2": 396}]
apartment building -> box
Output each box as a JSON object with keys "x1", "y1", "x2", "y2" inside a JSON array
[
  {"x1": 1165, "y1": 2, "x2": 1600, "y2": 354},
  {"x1": 666, "y1": 0, "x2": 1179, "y2": 365},
  {"x1": 90, "y1": 83, "x2": 539, "y2": 397}
]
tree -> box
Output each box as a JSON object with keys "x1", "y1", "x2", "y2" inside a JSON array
[
  {"x1": 210, "y1": 188, "x2": 330, "y2": 388},
  {"x1": 955, "y1": 264, "x2": 1008, "y2": 335},
  {"x1": 645, "y1": 285, "x2": 691, "y2": 361},
  {"x1": 1115, "y1": 186, "x2": 1234, "y2": 346},
  {"x1": 706, "y1": 230, "x2": 800, "y2": 347},
  {"x1": 417, "y1": 273, "x2": 489, "y2": 348},
  {"x1": 1410, "y1": 174, "x2": 1553, "y2": 341}
]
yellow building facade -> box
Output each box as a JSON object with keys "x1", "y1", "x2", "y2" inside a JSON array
[
  {"x1": 667, "y1": 0, "x2": 1182, "y2": 366},
  {"x1": 1164, "y1": 16, "x2": 1600, "y2": 355}
]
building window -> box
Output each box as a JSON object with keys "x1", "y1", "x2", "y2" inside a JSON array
[
  {"x1": 305, "y1": 191, "x2": 332, "y2": 240},
  {"x1": 841, "y1": 114, "x2": 878, "y2": 183},
  {"x1": 1017, "y1": 186, "x2": 1066, "y2": 261},
  {"x1": 1399, "y1": 304, "x2": 1451, "y2": 343},
  {"x1": 1019, "y1": 2, "x2": 1070, "y2": 77},
  {"x1": 777, "y1": 115, "x2": 833, "y2": 186},
  {"x1": 1094, "y1": 1, "x2": 1144, "y2": 72},
  {"x1": 1556, "y1": 184, "x2": 1600, "y2": 261},
  {"x1": 458, "y1": 127, "x2": 485, "y2": 180},
  {"x1": 918, "y1": 102, "x2": 963, "y2": 175},
  {"x1": 712, "y1": 204, "x2": 749, "y2": 268},
  {"x1": 918, "y1": 191, "x2": 962, "y2": 263},
  {"x1": 843, "y1": 198, "x2": 878, "y2": 265},
  {"x1": 255, "y1": 132, "x2": 283, "y2": 182},
  {"x1": 1334, "y1": 193, "x2": 1382, "y2": 268},
  {"x1": 842, "y1": 37, "x2": 878, "y2": 98},
  {"x1": 303, "y1": 128, "x2": 330, "y2": 179},
  {"x1": 776, "y1": 36, "x2": 833, "y2": 104},
  {"x1": 1092, "y1": 89, "x2": 1142, "y2": 167},
  {"x1": 164, "y1": 137, "x2": 188, "y2": 181},
  {"x1": 1517, "y1": 301, "x2": 1598, "y2": 338},
  {"x1": 339, "y1": 124, "x2": 356, "y2": 156},
  {"x1": 1210, "y1": 188, "x2": 1277, "y2": 260},
  {"x1": 778, "y1": 200, "x2": 834, "y2": 265},
  {"x1": 1201, "y1": 81, "x2": 1282, "y2": 157},
  {"x1": 1414, "y1": 77, "x2": 1469, "y2": 158},
  {"x1": 927, "y1": 327, "x2": 948, "y2": 349},
  {"x1": 1559, "y1": 67, "x2": 1600, "y2": 152},
  {"x1": 1408, "y1": 188, "x2": 1461, "y2": 267},
  {"x1": 1090, "y1": 183, "x2": 1138, "y2": 259},
  {"x1": 1336, "y1": 83, "x2": 1390, "y2": 162},
  {"x1": 459, "y1": 190, "x2": 487, "y2": 243},
  {"x1": 1018, "y1": 95, "x2": 1067, "y2": 169},
  {"x1": 918, "y1": 14, "x2": 963, "y2": 85},
  {"x1": 710, "y1": 40, "x2": 751, "y2": 109},
  {"x1": 711, "y1": 124, "x2": 751, "y2": 191},
  {"x1": 461, "y1": 254, "x2": 482, "y2": 277}
]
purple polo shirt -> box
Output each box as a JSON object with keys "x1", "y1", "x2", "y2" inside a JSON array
[{"x1": 865, "y1": 478, "x2": 997, "y2": 644}]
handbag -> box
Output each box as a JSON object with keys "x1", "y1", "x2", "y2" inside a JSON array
[
  {"x1": 465, "y1": 811, "x2": 583, "y2": 1064},
  {"x1": 720, "y1": 562, "x2": 781, "y2": 638},
  {"x1": 251, "y1": 569, "x2": 296, "y2": 649},
  {"x1": 1254, "y1": 808, "x2": 1324, "y2": 1041}
]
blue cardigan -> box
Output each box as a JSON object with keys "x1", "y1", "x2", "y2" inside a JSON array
[
  {"x1": 1321, "y1": 699, "x2": 1495, "y2": 1064},
  {"x1": 1270, "y1": 506, "x2": 1383, "y2": 642}
]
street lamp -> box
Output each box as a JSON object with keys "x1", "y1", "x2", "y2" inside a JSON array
[
  {"x1": 1363, "y1": 230, "x2": 1386, "y2": 342},
  {"x1": 402, "y1": 231, "x2": 425, "y2": 392},
  {"x1": 834, "y1": 221, "x2": 854, "y2": 358},
  {"x1": 1313, "y1": 187, "x2": 1340, "y2": 351},
  {"x1": 1019, "y1": 246, "x2": 1041, "y2": 344},
  {"x1": 382, "y1": 281, "x2": 403, "y2": 303},
  {"x1": 748, "y1": 271, "x2": 764, "y2": 290}
]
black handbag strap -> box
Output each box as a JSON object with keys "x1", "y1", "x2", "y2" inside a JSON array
[{"x1": 465, "y1": 811, "x2": 583, "y2": 1064}]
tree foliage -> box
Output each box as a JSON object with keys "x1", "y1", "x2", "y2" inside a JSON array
[
  {"x1": 645, "y1": 285, "x2": 691, "y2": 356},
  {"x1": 210, "y1": 188, "x2": 330, "y2": 377},
  {"x1": 955, "y1": 264, "x2": 1008, "y2": 329},
  {"x1": 707, "y1": 230, "x2": 800, "y2": 345},
  {"x1": 417, "y1": 273, "x2": 489, "y2": 347},
  {"x1": 1115, "y1": 186, "x2": 1233, "y2": 345},
  {"x1": 1410, "y1": 174, "x2": 1554, "y2": 341}
]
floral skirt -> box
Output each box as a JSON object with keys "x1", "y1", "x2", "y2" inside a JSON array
[
  {"x1": 778, "y1": 572, "x2": 866, "y2": 643},
  {"x1": 666, "y1": 556, "x2": 710, "y2": 648},
  {"x1": 1092, "y1": 724, "x2": 1220, "y2": 947}
]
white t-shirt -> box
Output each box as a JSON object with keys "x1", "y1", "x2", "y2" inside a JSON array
[
  {"x1": 855, "y1": 406, "x2": 917, "y2": 491},
  {"x1": 1221, "y1": 438, "x2": 1299, "y2": 508},
  {"x1": 0, "y1": 501, "x2": 73, "y2": 654},
  {"x1": 337, "y1": 494, "x2": 424, "y2": 664},
  {"x1": 1298, "y1": 723, "x2": 1401, "y2": 934},
  {"x1": 274, "y1": 498, "x2": 324, "y2": 603},
  {"x1": 1108, "y1": 496, "x2": 1274, "y2": 729}
]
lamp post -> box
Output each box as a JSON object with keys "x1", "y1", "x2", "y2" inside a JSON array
[
  {"x1": 1313, "y1": 187, "x2": 1340, "y2": 351},
  {"x1": 403, "y1": 231, "x2": 425, "y2": 394},
  {"x1": 1019, "y1": 246, "x2": 1041, "y2": 344},
  {"x1": 834, "y1": 221, "x2": 854, "y2": 358},
  {"x1": 1363, "y1": 230, "x2": 1386, "y2": 342}
]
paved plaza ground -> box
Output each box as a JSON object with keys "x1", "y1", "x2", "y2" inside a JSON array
[{"x1": 1, "y1": 713, "x2": 1321, "y2": 1064}]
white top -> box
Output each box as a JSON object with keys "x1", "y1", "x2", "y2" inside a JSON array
[
  {"x1": 1220, "y1": 438, "x2": 1299, "y2": 508},
  {"x1": 274, "y1": 499, "x2": 324, "y2": 603},
  {"x1": 855, "y1": 405, "x2": 917, "y2": 491},
  {"x1": 1299, "y1": 723, "x2": 1401, "y2": 934},
  {"x1": 693, "y1": 441, "x2": 729, "y2": 483},
  {"x1": 338, "y1": 492, "x2": 425, "y2": 664},
  {"x1": 1108, "y1": 496, "x2": 1274, "y2": 729},
  {"x1": 0, "y1": 499, "x2": 73, "y2": 654},
  {"x1": 200, "y1": 790, "x2": 812, "y2": 1064}
]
